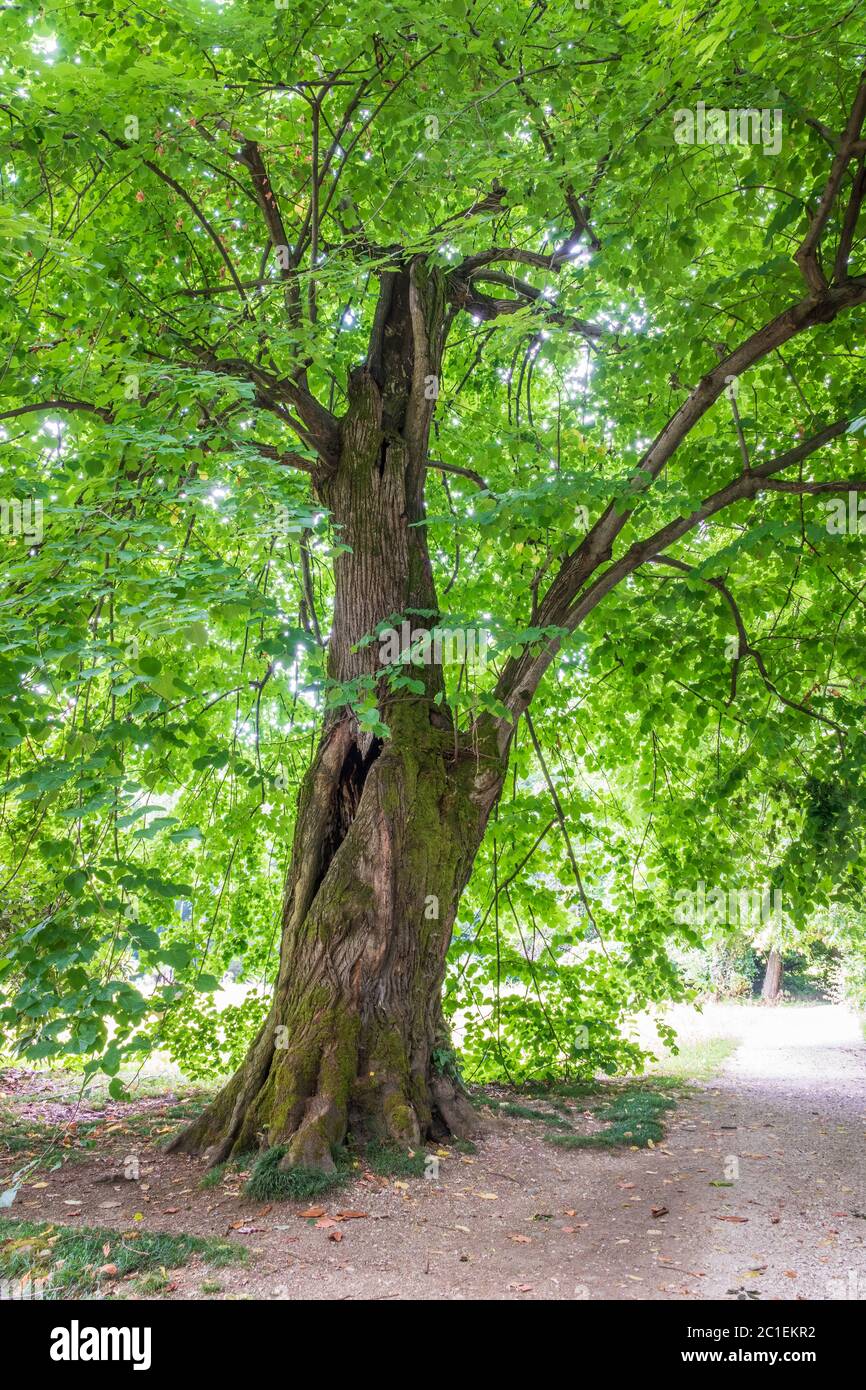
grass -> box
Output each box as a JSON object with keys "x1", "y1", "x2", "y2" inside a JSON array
[
  {"x1": 244, "y1": 1145, "x2": 348, "y2": 1201},
  {"x1": 548, "y1": 1086, "x2": 678, "y2": 1149},
  {"x1": 525, "y1": 1079, "x2": 604, "y2": 1102},
  {"x1": 360, "y1": 1140, "x2": 428, "y2": 1178},
  {"x1": 0, "y1": 1218, "x2": 245, "y2": 1298},
  {"x1": 497, "y1": 1101, "x2": 573, "y2": 1129},
  {"x1": 225, "y1": 1135, "x2": 450, "y2": 1202},
  {"x1": 451, "y1": 1137, "x2": 478, "y2": 1154},
  {"x1": 197, "y1": 1154, "x2": 256, "y2": 1190},
  {"x1": 0, "y1": 1114, "x2": 103, "y2": 1180},
  {"x1": 646, "y1": 1034, "x2": 740, "y2": 1082},
  {"x1": 134, "y1": 1269, "x2": 172, "y2": 1295}
]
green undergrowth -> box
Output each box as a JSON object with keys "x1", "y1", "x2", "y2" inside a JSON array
[
  {"x1": 645, "y1": 1035, "x2": 739, "y2": 1082},
  {"x1": 525, "y1": 1079, "x2": 605, "y2": 1102},
  {"x1": 479, "y1": 1096, "x2": 572, "y2": 1128},
  {"x1": 244, "y1": 1146, "x2": 350, "y2": 1202},
  {"x1": 548, "y1": 1087, "x2": 678, "y2": 1149},
  {"x1": 197, "y1": 1151, "x2": 255, "y2": 1190},
  {"x1": 473, "y1": 1078, "x2": 681, "y2": 1150},
  {"x1": 362, "y1": 1140, "x2": 428, "y2": 1178},
  {"x1": 0, "y1": 1218, "x2": 245, "y2": 1298},
  {"x1": 240, "y1": 1135, "x2": 439, "y2": 1201}
]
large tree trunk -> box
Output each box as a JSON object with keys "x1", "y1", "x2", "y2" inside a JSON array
[
  {"x1": 761, "y1": 946, "x2": 784, "y2": 1003},
  {"x1": 171, "y1": 262, "x2": 507, "y2": 1170}
]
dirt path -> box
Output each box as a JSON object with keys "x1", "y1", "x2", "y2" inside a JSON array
[
  {"x1": 3, "y1": 1004, "x2": 865, "y2": 1300},
  {"x1": 663, "y1": 1003, "x2": 866, "y2": 1301}
]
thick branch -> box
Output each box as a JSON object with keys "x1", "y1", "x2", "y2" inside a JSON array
[
  {"x1": 795, "y1": 69, "x2": 866, "y2": 293},
  {"x1": 493, "y1": 411, "x2": 858, "y2": 733},
  {"x1": 647, "y1": 556, "x2": 843, "y2": 733},
  {"x1": 0, "y1": 399, "x2": 113, "y2": 422}
]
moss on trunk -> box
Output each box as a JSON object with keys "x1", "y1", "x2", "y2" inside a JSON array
[{"x1": 170, "y1": 260, "x2": 505, "y2": 1171}]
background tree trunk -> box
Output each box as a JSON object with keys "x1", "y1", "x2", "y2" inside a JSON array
[
  {"x1": 171, "y1": 261, "x2": 507, "y2": 1169},
  {"x1": 761, "y1": 946, "x2": 784, "y2": 1003}
]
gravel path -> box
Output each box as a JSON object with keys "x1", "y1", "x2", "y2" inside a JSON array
[{"x1": 670, "y1": 1003, "x2": 866, "y2": 1300}]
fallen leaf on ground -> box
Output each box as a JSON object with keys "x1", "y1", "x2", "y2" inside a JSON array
[
  {"x1": 715, "y1": 1215, "x2": 748, "y2": 1223},
  {"x1": 651, "y1": 1205, "x2": 669, "y2": 1218},
  {"x1": 298, "y1": 1206, "x2": 326, "y2": 1219}
]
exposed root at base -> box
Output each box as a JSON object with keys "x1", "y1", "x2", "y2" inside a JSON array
[{"x1": 169, "y1": 1067, "x2": 485, "y2": 1175}]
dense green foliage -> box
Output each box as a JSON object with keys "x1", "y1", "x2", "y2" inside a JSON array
[{"x1": 1, "y1": 0, "x2": 866, "y2": 1089}]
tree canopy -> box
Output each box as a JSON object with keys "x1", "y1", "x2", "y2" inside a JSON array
[{"x1": 1, "y1": 0, "x2": 866, "y2": 1096}]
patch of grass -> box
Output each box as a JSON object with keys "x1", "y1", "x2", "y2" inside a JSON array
[
  {"x1": 0, "y1": 1219, "x2": 245, "y2": 1298},
  {"x1": 451, "y1": 1137, "x2": 478, "y2": 1154},
  {"x1": 164, "y1": 1102, "x2": 207, "y2": 1120},
  {"x1": 134, "y1": 1270, "x2": 172, "y2": 1296},
  {"x1": 526, "y1": 1079, "x2": 603, "y2": 1102},
  {"x1": 197, "y1": 1157, "x2": 249, "y2": 1191},
  {"x1": 0, "y1": 1115, "x2": 100, "y2": 1175},
  {"x1": 200, "y1": 1279, "x2": 223, "y2": 1295},
  {"x1": 498, "y1": 1102, "x2": 573, "y2": 1130},
  {"x1": 244, "y1": 1145, "x2": 347, "y2": 1202},
  {"x1": 198, "y1": 1164, "x2": 227, "y2": 1190},
  {"x1": 362, "y1": 1141, "x2": 428, "y2": 1178},
  {"x1": 548, "y1": 1086, "x2": 678, "y2": 1150},
  {"x1": 471, "y1": 1094, "x2": 573, "y2": 1131},
  {"x1": 647, "y1": 1035, "x2": 739, "y2": 1083}
]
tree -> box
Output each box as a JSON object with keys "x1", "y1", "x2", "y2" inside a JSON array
[
  {"x1": 2, "y1": 2, "x2": 866, "y2": 1171},
  {"x1": 761, "y1": 946, "x2": 784, "y2": 1002}
]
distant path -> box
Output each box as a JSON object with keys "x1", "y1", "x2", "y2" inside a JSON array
[{"x1": 674, "y1": 1003, "x2": 866, "y2": 1300}]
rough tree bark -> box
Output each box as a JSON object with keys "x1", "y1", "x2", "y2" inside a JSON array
[
  {"x1": 170, "y1": 261, "x2": 507, "y2": 1170},
  {"x1": 761, "y1": 947, "x2": 784, "y2": 1003}
]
